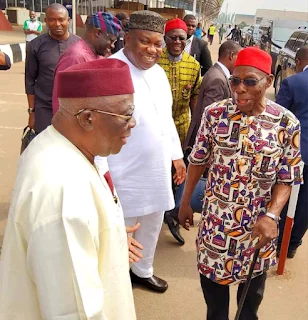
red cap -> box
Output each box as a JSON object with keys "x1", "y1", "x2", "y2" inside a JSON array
[
  {"x1": 234, "y1": 47, "x2": 272, "y2": 75},
  {"x1": 165, "y1": 18, "x2": 188, "y2": 34},
  {"x1": 57, "y1": 59, "x2": 134, "y2": 98}
]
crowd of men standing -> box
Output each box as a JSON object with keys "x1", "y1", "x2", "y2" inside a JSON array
[{"x1": 0, "y1": 4, "x2": 307, "y2": 320}]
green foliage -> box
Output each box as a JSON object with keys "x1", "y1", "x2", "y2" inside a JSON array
[{"x1": 238, "y1": 21, "x2": 248, "y2": 29}]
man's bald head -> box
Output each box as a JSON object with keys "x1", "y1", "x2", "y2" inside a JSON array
[
  {"x1": 295, "y1": 45, "x2": 308, "y2": 73},
  {"x1": 45, "y1": 3, "x2": 69, "y2": 39},
  {"x1": 45, "y1": 3, "x2": 68, "y2": 17}
]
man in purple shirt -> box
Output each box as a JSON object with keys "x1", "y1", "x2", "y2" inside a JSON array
[{"x1": 52, "y1": 12, "x2": 122, "y2": 115}]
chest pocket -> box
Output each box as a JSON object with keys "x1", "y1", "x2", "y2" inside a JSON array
[{"x1": 251, "y1": 142, "x2": 282, "y2": 181}]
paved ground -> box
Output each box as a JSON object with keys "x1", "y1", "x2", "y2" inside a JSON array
[{"x1": 0, "y1": 35, "x2": 307, "y2": 319}]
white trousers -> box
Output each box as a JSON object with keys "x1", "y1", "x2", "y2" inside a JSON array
[{"x1": 125, "y1": 211, "x2": 164, "y2": 278}]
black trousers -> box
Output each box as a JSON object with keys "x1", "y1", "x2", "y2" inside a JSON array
[
  {"x1": 200, "y1": 272, "x2": 267, "y2": 320},
  {"x1": 278, "y1": 165, "x2": 308, "y2": 251}
]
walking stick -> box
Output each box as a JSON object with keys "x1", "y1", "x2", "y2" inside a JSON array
[{"x1": 234, "y1": 248, "x2": 260, "y2": 320}]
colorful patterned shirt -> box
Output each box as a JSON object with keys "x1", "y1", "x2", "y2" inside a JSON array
[
  {"x1": 159, "y1": 49, "x2": 202, "y2": 144},
  {"x1": 189, "y1": 98, "x2": 303, "y2": 285}
]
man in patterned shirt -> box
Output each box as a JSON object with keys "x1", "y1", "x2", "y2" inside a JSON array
[
  {"x1": 179, "y1": 47, "x2": 304, "y2": 319},
  {"x1": 158, "y1": 18, "x2": 202, "y2": 145}
]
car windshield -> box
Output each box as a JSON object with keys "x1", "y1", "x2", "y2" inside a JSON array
[{"x1": 272, "y1": 27, "x2": 295, "y2": 42}]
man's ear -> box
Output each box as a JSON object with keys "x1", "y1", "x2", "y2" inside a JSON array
[
  {"x1": 94, "y1": 27, "x2": 101, "y2": 39},
  {"x1": 77, "y1": 110, "x2": 95, "y2": 132},
  {"x1": 125, "y1": 32, "x2": 131, "y2": 46},
  {"x1": 265, "y1": 74, "x2": 274, "y2": 89}
]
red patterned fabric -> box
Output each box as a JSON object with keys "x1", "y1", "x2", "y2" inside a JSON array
[{"x1": 234, "y1": 47, "x2": 272, "y2": 75}]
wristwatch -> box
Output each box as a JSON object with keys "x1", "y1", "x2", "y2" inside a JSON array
[
  {"x1": 28, "y1": 108, "x2": 35, "y2": 114},
  {"x1": 265, "y1": 212, "x2": 280, "y2": 223}
]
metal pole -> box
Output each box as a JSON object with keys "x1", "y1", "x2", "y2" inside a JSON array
[
  {"x1": 40, "y1": 0, "x2": 42, "y2": 13},
  {"x1": 192, "y1": 0, "x2": 197, "y2": 15},
  {"x1": 72, "y1": 0, "x2": 76, "y2": 34},
  {"x1": 277, "y1": 184, "x2": 300, "y2": 275},
  {"x1": 32, "y1": 0, "x2": 34, "y2": 11},
  {"x1": 14, "y1": 0, "x2": 16, "y2": 7}
]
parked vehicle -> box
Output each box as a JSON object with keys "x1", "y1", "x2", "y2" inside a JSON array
[
  {"x1": 259, "y1": 19, "x2": 308, "y2": 73},
  {"x1": 274, "y1": 26, "x2": 308, "y2": 96}
]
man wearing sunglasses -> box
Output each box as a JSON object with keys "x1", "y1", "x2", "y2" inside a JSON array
[
  {"x1": 52, "y1": 12, "x2": 122, "y2": 115},
  {"x1": 159, "y1": 18, "x2": 201, "y2": 244},
  {"x1": 0, "y1": 59, "x2": 137, "y2": 319},
  {"x1": 179, "y1": 47, "x2": 304, "y2": 319}
]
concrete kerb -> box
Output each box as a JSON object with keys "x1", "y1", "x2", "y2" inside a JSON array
[{"x1": 0, "y1": 42, "x2": 26, "y2": 64}]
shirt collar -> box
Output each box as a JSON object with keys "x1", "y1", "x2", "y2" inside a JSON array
[
  {"x1": 216, "y1": 61, "x2": 231, "y2": 79},
  {"x1": 303, "y1": 65, "x2": 308, "y2": 71},
  {"x1": 168, "y1": 52, "x2": 183, "y2": 62},
  {"x1": 187, "y1": 35, "x2": 194, "y2": 43}
]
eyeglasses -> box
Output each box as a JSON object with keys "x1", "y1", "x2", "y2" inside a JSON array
[
  {"x1": 229, "y1": 76, "x2": 266, "y2": 87},
  {"x1": 166, "y1": 35, "x2": 187, "y2": 42},
  {"x1": 103, "y1": 32, "x2": 117, "y2": 45},
  {"x1": 74, "y1": 108, "x2": 134, "y2": 122}
]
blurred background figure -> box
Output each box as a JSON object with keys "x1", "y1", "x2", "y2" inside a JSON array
[
  {"x1": 23, "y1": 10, "x2": 42, "y2": 49},
  {"x1": 194, "y1": 22, "x2": 206, "y2": 39},
  {"x1": 219, "y1": 24, "x2": 226, "y2": 44},
  {"x1": 183, "y1": 14, "x2": 212, "y2": 76}
]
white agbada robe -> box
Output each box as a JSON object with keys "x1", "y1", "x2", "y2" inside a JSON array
[
  {"x1": 0, "y1": 126, "x2": 136, "y2": 320},
  {"x1": 98, "y1": 49, "x2": 183, "y2": 218}
]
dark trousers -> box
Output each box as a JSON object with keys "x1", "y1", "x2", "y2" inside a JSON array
[
  {"x1": 200, "y1": 273, "x2": 267, "y2": 320},
  {"x1": 278, "y1": 165, "x2": 308, "y2": 251},
  {"x1": 208, "y1": 35, "x2": 214, "y2": 45}
]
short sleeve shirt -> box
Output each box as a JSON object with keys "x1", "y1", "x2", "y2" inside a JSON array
[
  {"x1": 23, "y1": 19, "x2": 42, "y2": 42},
  {"x1": 189, "y1": 98, "x2": 303, "y2": 285}
]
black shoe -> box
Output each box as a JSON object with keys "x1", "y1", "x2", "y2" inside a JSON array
[
  {"x1": 276, "y1": 248, "x2": 297, "y2": 259},
  {"x1": 130, "y1": 270, "x2": 168, "y2": 293},
  {"x1": 287, "y1": 248, "x2": 297, "y2": 259},
  {"x1": 164, "y1": 211, "x2": 185, "y2": 245}
]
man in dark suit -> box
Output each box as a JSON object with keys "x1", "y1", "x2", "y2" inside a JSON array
[
  {"x1": 184, "y1": 40, "x2": 241, "y2": 150},
  {"x1": 164, "y1": 41, "x2": 241, "y2": 244},
  {"x1": 276, "y1": 45, "x2": 308, "y2": 258},
  {"x1": 183, "y1": 14, "x2": 212, "y2": 76}
]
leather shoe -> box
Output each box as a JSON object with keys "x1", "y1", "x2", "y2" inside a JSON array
[
  {"x1": 130, "y1": 270, "x2": 168, "y2": 293},
  {"x1": 164, "y1": 211, "x2": 185, "y2": 245},
  {"x1": 276, "y1": 248, "x2": 297, "y2": 259}
]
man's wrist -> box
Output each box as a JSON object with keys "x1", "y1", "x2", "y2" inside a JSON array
[{"x1": 264, "y1": 212, "x2": 280, "y2": 224}]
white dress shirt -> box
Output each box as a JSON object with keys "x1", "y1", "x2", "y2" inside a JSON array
[
  {"x1": 184, "y1": 35, "x2": 194, "y2": 55},
  {"x1": 216, "y1": 61, "x2": 231, "y2": 79}
]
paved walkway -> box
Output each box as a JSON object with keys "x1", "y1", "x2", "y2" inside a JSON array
[{"x1": 0, "y1": 35, "x2": 307, "y2": 319}]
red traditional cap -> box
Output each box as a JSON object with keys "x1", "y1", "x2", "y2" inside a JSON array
[
  {"x1": 234, "y1": 47, "x2": 272, "y2": 74},
  {"x1": 165, "y1": 18, "x2": 188, "y2": 34},
  {"x1": 57, "y1": 59, "x2": 134, "y2": 98}
]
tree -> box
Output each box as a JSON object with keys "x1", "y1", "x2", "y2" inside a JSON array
[{"x1": 238, "y1": 21, "x2": 248, "y2": 29}]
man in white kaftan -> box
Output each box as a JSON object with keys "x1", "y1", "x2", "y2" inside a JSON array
[
  {"x1": 96, "y1": 11, "x2": 186, "y2": 293},
  {"x1": 0, "y1": 59, "x2": 137, "y2": 319}
]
